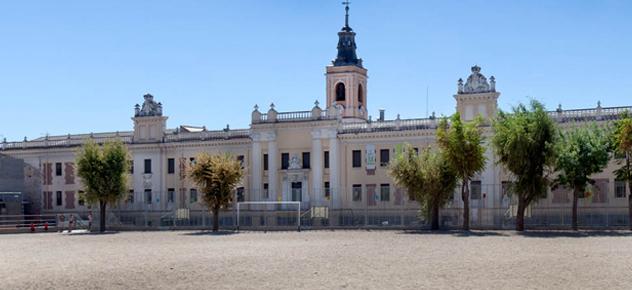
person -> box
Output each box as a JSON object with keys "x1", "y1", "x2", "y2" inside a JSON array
[
  {"x1": 68, "y1": 214, "x2": 75, "y2": 232},
  {"x1": 58, "y1": 214, "x2": 65, "y2": 233},
  {"x1": 87, "y1": 212, "x2": 93, "y2": 231}
]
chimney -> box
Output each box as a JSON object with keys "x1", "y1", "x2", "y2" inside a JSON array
[{"x1": 379, "y1": 109, "x2": 385, "y2": 122}]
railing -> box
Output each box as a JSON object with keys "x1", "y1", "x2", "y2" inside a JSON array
[
  {"x1": 163, "y1": 129, "x2": 250, "y2": 142},
  {"x1": 548, "y1": 106, "x2": 632, "y2": 123},
  {"x1": 0, "y1": 129, "x2": 251, "y2": 151},
  {"x1": 255, "y1": 109, "x2": 334, "y2": 123},
  {"x1": 340, "y1": 117, "x2": 438, "y2": 133},
  {"x1": 0, "y1": 135, "x2": 134, "y2": 150}
]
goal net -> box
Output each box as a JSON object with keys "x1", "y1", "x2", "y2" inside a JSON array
[{"x1": 236, "y1": 201, "x2": 301, "y2": 231}]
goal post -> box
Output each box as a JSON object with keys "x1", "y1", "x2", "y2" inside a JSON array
[{"x1": 236, "y1": 201, "x2": 301, "y2": 232}]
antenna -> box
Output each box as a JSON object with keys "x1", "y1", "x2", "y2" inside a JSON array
[{"x1": 426, "y1": 86, "x2": 429, "y2": 118}]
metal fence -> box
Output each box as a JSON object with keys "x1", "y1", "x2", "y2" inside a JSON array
[{"x1": 80, "y1": 204, "x2": 630, "y2": 231}]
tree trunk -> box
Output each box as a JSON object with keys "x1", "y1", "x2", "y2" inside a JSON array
[
  {"x1": 99, "y1": 201, "x2": 107, "y2": 233},
  {"x1": 462, "y1": 182, "x2": 470, "y2": 231},
  {"x1": 431, "y1": 202, "x2": 440, "y2": 230},
  {"x1": 627, "y1": 156, "x2": 632, "y2": 231},
  {"x1": 212, "y1": 205, "x2": 220, "y2": 232},
  {"x1": 516, "y1": 197, "x2": 526, "y2": 231},
  {"x1": 572, "y1": 188, "x2": 579, "y2": 231}
]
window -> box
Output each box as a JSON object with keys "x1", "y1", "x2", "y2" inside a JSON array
[
  {"x1": 167, "y1": 158, "x2": 175, "y2": 174},
  {"x1": 128, "y1": 190, "x2": 134, "y2": 203},
  {"x1": 78, "y1": 191, "x2": 85, "y2": 206},
  {"x1": 237, "y1": 187, "x2": 245, "y2": 202},
  {"x1": 380, "y1": 184, "x2": 390, "y2": 201},
  {"x1": 352, "y1": 150, "x2": 361, "y2": 168},
  {"x1": 413, "y1": 147, "x2": 419, "y2": 155},
  {"x1": 352, "y1": 184, "x2": 362, "y2": 201},
  {"x1": 55, "y1": 162, "x2": 62, "y2": 176},
  {"x1": 167, "y1": 188, "x2": 175, "y2": 203},
  {"x1": 358, "y1": 84, "x2": 363, "y2": 104},
  {"x1": 189, "y1": 157, "x2": 196, "y2": 165},
  {"x1": 470, "y1": 181, "x2": 482, "y2": 200},
  {"x1": 324, "y1": 151, "x2": 329, "y2": 169},
  {"x1": 144, "y1": 189, "x2": 152, "y2": 204},
  {"x1": 56, "y1": 191, "x2": 62, "y2": 206},
  {"x1": 144, "y1": 159, "x2": 152, "y2": 174},
  {"x1": 335, "y1": 82, "x2": 346, "y2": 102},
  {"x1": 237, "y1": 155, "x2": 245, "y2": 168},
  {"x1": 128, "y1": 160, "x2": 134, "y2": 174},
  {"x1": 615, "y1": 180, "x2": 627, "y2": 198},
  {"x1": 281, "y1": 153, "x2": 289, "y2": 170},
  {"x1": 380, "y1": 149, "x2": 390, "y2": 167},
  {"x1": 302, "y1": 152, "x2": 310, "y2": 169},
  {"x1": 263, "y1": 154, "x2": 269, "y2": 171},
  {"x1": 263, "y1": 183, "x2": 269, "y2": 199},
  {"x1": 190, "y1": 189, "x2": 197, "y2": 203},
  {"x1": 324, "y1": 182, "x2": 331, "y2": 200}
]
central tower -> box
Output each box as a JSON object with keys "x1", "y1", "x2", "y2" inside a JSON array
[{"x1": 326, "y1": 2, "x2": 368, "y2": 121}]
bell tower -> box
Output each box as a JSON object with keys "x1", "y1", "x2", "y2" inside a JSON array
[{"x1": 326, "y1": 2, "x2": 368, "y2": 121}]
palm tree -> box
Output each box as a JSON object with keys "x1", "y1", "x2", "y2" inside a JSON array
[
  {"x1": 492, "y1": 100, "x2": 557, "y2": 231},
  {"x1": 189, "y1": 153, "x2": 243, "y2": 232},
  {"x1": 437, "y1": 113, "x2": 486, "y2": 231},
  {"x1": 76, "y1": 140, "x2": 129, "y2": 232},
  {"x1": 389, "y1": 145, "x2": 458, "y2": 230}
]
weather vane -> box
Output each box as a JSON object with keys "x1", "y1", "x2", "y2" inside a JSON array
[{"x1": 342, "y1": 1, "x2": 351, "y2": 27}]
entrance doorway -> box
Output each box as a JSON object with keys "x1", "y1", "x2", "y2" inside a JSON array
[{"x1": 291, "y1": 182, "x2": 302, "y2": 202}]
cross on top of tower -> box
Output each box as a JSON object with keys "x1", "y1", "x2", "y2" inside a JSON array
[{"x1": 342, "y1": 1, "x2": 351, "y2": 29}]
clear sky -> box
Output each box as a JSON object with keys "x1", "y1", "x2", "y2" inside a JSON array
[{"x1": 1, "y1": 0, "x2": 631, "y2": 141}]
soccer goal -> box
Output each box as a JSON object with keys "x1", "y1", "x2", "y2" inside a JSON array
[{"x1": 236, "y1": 201, "x2": 301, "y2": 231}]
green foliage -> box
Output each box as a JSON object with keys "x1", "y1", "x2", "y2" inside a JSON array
[
  {"x1": 613, "y1": 113, "x2": 632, "y2": 184},
  {"x1": 76, "y1": 140, "x2": 129, "y2": 205},
  {"x1": 189, "y1": 153, "x2": 244, "y2": 213},
  {"x1": 436, "y1": 113, "x2": 486, "y2": 230},
  {"x1": 437, "y1": 113, "x2": 487, "y2": 182},
  {"x1": 492, "y1": 100, "x2": 557, "y2": 207},
  {"x1": 389, "y1": 144, "x2": 458, "y2": 226},
  {"x1": 554, "y1": 125, "x2": 611, "y2": 193}
]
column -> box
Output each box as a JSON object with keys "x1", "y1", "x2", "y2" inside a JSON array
[
  {"x1": 329, "y1": 132, "x2": 341, "y2": 208},
  {"x1": 251, "y1": 139, "x2": 262, "y2": 201},
  {"x1": 267, "y1": 137, "x2": 278, "y2": 201},
  {"x1": 311, "y1": 130, "x2": 323, "y2": 205}
]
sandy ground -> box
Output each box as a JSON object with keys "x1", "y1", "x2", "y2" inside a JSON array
[{"x1": 1, "y1": 230, "x2": 632, "y2": 290}]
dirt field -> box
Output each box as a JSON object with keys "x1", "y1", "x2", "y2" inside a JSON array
[{"x1": 1, "y1": 230, "x2": 632, "y2": 289}]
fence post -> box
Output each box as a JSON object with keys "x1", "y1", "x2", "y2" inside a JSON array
[{"x1": 297, "y1": 202, "x2": 301, "y2": 232}]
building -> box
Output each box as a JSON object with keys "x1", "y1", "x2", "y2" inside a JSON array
[{"x1": 1, "y1": 6, "x2": 630, "y2": 227}]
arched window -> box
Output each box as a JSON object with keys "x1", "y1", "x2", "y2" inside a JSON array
[
  {"x1": 335, "y1": 83, "x2": 346, "y2": 102},
  {"x1": 358, "y1": 84, "x2": 364, "y2": 104}
]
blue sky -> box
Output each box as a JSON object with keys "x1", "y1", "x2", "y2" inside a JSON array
[{"x1": 1, "y1": 0, "x2": 631, "y2": 141}]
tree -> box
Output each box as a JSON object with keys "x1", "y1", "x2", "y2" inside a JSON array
[
  {"x1": 437, "y1": 113, "x2": 486, "y2": 231},
  {"x1": 491, "y1": 100, "x2": 557, "y2": 231},
  {"x1": 189, "y1": 153, "x2": 243, "y2": 232},
  {"x1": 389, "y1": 144, "x2": 458, "y2": 230},
  {"x1": 76, "y1": 140, "x2": 129, "y2": 232},
  {"x1": 613, "y1": 113, "x2": 632, "y2": 230},
  {"x1": 553, "y1": 125, "x2": 611, "y2": 230}
]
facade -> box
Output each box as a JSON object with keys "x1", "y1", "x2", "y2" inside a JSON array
[{"x1": 1, "y1": 7, "x2": 631, "y2": 227}]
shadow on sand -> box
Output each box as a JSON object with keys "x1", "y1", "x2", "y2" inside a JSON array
[
  {"x1": 181, "y1": 230, "x2": 239, "y2": 236},
  {"x1": 400, "y1": 229, "x2": 632, "y2": 238},
  {"x1": 399, "y1": 230, "x2": 509, "y2": 237},
  {"x1": 62, "y1": 230, "x2": 120, "y2": 236},
  {"x1": 517, "y1": 230, "x2": 632, "y2": 238}
]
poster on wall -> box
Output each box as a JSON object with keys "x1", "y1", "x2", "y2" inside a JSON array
[{"x1": 365, "y1": 144, "x2": 376, "y2": 171}]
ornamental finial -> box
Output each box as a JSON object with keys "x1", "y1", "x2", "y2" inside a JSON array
[{"x1": 343, "y1": 1, "x2": 351, "y2": 28}]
